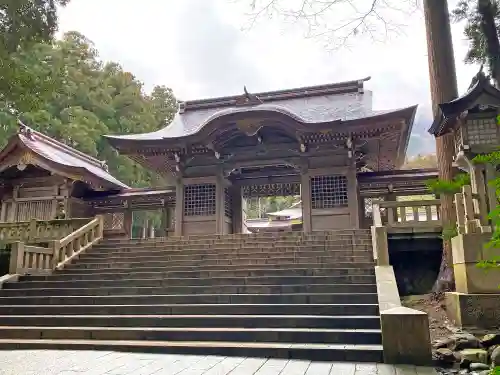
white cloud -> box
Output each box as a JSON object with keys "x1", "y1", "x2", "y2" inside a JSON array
[{"x1": 58, "y1": 0, "x2": 482, "y2": 155}]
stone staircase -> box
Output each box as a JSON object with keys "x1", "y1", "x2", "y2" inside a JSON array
[{"x1": 0, "y1": 230, "x2": 383, "y2": 362}]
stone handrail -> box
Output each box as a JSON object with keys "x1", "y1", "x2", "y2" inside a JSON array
[
  {"x1": 9, "y1": 243, "x2": 54, "y2": 275},
  {"x1": 8, "y1": 216, "x2": 104, "y2": 276},
  {"x1": 0, "y1": 218, "x2": 90, "y2": 243},
  {"x1": 455, "y1": 185, "x2": 491, "y2": 234},
  {"x1": 373, "y1": 200, "x2": 441, "y2": 228},
  {"x1": 54, "y1": 216, "x2": 104, "y2": 271}
]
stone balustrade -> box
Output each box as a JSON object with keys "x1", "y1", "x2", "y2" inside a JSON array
[
  {"x1": 7, "y1": 216, "x2": 104, "y2": 276},
  {"x1": 0, "y1": 218, "x2": 91, "y2": 244}
]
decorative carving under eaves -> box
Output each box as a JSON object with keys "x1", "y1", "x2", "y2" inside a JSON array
[
  {"x1": 18, "y1": 152, "x2": 35, "y2": 166},
  {"x1": 242, "y1": 182, "x2": 300, "y2": 198},
  {"x1": 236, "y1": 118, "x2": 263, "y2": 136}
]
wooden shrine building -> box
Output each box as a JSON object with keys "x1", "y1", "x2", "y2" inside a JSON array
[
  {"x1": 106, "y1": 77, "x2": 418, "y2": 236},
  {"x1": 0, "y1": 123, "x2": 128, "y2": 224}
]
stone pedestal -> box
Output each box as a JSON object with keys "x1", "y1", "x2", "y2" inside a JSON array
[
  {"x1": 380, "y1": 306, "x2": 432, "y2": 365},
  {"x1": 446, "y1": 292, "x2": 500, "y2": 329},
  {"x1": 375, "y1": 266, "x2": 432, "y2": 365},
  {"x1": 446, "y1": 232, "x2": 500, "y2": 329}
]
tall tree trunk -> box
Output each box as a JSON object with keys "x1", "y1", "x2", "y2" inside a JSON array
[
  {"x1": 478, "y1": 0, "x2": 500, "y2": 87},
  {"x1": 423, "y1": 0, "x2": 459, "y2": 293}
]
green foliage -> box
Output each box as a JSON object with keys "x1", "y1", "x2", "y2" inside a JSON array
[
  {"x1": 0, "y1": 1, "x2": 72, "y2": 115},
  {"x1": 425, "y1": 173, "x2": 471, "y2": 196},
  {"x1": 452, "y1": 0, "x2": 500, "y2": 74},
  {"x1": 425, "y1": 174, "x2": 469, "y2": 241},
  {"x1": 0, "y1": 31, "x2": 177, "y2": 189},
  {"x1": 0, "y1": 0, "x2": 70, "y2": 54},
  {"x1": 474, "y1": 150, "x2": 500, "y2": 164},
  {"x1": 442, "y1": 225, "x2": 459, "y2": 242}
]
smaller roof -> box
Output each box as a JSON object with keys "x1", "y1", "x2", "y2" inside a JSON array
[
  {"x1": 429, "y1": 72, "x2": 500, "y2": 136},
  {"x1": 0, "y1": 123, "x2": 128, "y2": 190},
  {"x1": 267, "y1": 207, "x2": 302, "y2": 220}
]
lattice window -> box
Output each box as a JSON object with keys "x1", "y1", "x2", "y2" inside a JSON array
[
  {"x1": 16, "y1": 200, "x2": 54, "y2": 221},
  {"x1": 311, "y1": 175, "x2": 348, "y2": 209},
  {"x1": 104, "y1": 212, "x2": 125, "y2": 230},
  {"x1": 224, "y1": 188, "x2": 233, "y2": 218},
  {"x1": 364, "y1": 197, "x2": 385, "y2": 218},
  {"x1": 184, "y1": 184, "x2": 216, "y2": 216},
  {"x1": 467, "y1": 118, "x2": 498, "y2": 145}
]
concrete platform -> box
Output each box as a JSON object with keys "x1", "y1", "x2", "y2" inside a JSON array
[{"x1": 0, "y1": 349, "x2": 438, "y2": 374}]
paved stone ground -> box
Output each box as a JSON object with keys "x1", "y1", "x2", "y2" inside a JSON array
[{"x1": 0, "y1": 350, "x2": 438, "y2": 375}]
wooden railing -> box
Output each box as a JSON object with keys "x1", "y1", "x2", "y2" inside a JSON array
[
  {"x1": 8, "y1": 216, "x2": 104, "y2": 276},
  {"x1": 372, "y1": 200, "x2": 441, "y2": 229},
  {"x1": 371, "y1": 199, "x2": 441, "y2": 266},
  {"x1": 0, "y1": 218, "x2": 90, "y2": 243}
]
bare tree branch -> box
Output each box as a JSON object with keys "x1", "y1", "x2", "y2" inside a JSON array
[{"x1": 238, "y1": 0, "x2": 420, "y2": 49}]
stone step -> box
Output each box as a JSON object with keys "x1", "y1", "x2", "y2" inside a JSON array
[
  {"x1": 92, "y1": 241, "x2": 373, "y2": 252},
  {"x1": 0, "y1": 315, "x2": 381, "y2": 329},
  {"x1": 0, "y1": 303, "x2": 379, "y2": 316},
  {"x1": 13, "y1": 275, "x2": 376, "y2": 289},
  {"x1": 0, "y1": 339, "x2": 384, "y2": 362},
  {"x1": 99, "y1": 230, "x2": 371, "y2": 244},
  {"x1": 0, "y1": 292, "x2": 378, "y2": 305},
  {"x1": 87, "y1": 247, "x2": 373, "y2": 259},
  {"x1": 81, "y1": 249, "x2": 373, "y2": 262},
  {"x1": 0, "y1": 326, "x2": 382, "y2": 345},
  {"x1": 67, "y1": 257, "x2": 374, "y2": 270},
  {"x1": 45, "y1": 267, "x2": 375, "y2": 280},
  {"x1": 62, "y1": 262, "x2": 375, "y2": 274},
  {"x1": 0, "y1": 283, "x2": 376, "y2": 297},
  {"x1": 79, "y1": 253, "x2": 373, "y2": 265}
]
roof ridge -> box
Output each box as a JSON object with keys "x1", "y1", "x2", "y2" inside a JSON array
[
  {"x1": 180, "y1": 77, "x2": 371, "y2": 112},
  {"x1": 18, "y1": 122, "x2": 108, "y2": 170}
]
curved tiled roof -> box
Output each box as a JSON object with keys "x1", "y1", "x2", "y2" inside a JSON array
[
  {"x1": 429, "y1": 73, "x2": 500, "y2": 136},
  {"x1": 105, "y1": 77, "x2": 383, "y2": 142},
  {"x1": 0, "y1": 124, "x2": 129, "y2": 190}
]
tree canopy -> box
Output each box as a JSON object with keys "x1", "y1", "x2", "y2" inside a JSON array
[
  {"x1": 0, "y1": 0, "x2": 70, "y2": 53},
  {"x1": 0, "y1": 31, "x2": 178, "y2": 188},
  {"x1": 453, "y1": 0, "x2": 500, "y2": 85}
]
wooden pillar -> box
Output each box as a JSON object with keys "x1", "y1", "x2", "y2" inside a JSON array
[
  {"x1": 215, "y1": 174, "x2": 227, "y2": 235},
  {"x1": 0, "y1": 200, "x2": 6, "y2": 223},
  {"x1": 123, "y1": 207, "x2": 133, "y2": 239},
  {"x1": 300, "y1": 171, "x2": 312, "y2": 233},
  {"x1": 162, "y1": 205, "x2": 171, "y2": 237},
  {"x1": 230, "y1": 185, "x2": 243, "y2": 234},
  {"x1": 347, "y1": 162, "x2": 360, "y2": 228},
  {"x1": 175, "y1": 179, "x2": 184, "y2": 236},
  {"x1": 9, "y1": 186, "x2": 18, "y2": 222}
]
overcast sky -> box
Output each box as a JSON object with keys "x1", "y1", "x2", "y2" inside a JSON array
[{"x1": 58, "y1": 0, "x2": 480, "y2": 156}]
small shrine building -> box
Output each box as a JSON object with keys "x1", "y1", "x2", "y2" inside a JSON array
[{"x1": 0, "y1": 124, "x2": 128, "y2": 224}]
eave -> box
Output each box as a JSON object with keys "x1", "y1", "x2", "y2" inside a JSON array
[
  {"x1": 0, "y1": 129, "x2": 128, "y2": 191},
  {"x1": 107, "y1": 106, "x2": 416, "y2": 156},
  {"x1": 429, "y1": 75, "x2": 500, "y2": 137}
]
